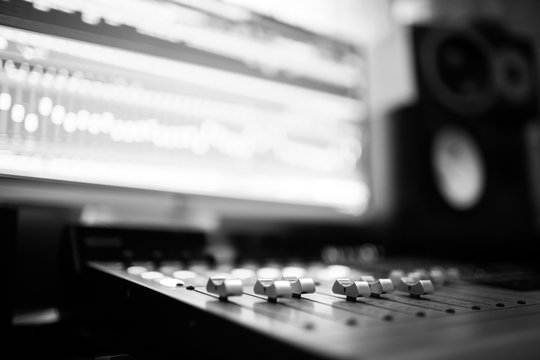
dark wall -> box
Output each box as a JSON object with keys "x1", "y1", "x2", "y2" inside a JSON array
[{"x1": 11, "y1": 205, "x2": 80, "y2": 313}]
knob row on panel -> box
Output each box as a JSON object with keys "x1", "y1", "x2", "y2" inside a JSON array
[
  {"x1": 389, "y1": 267, "x2": 460, "y2": 288},
  {"x1": 127, "y1": 267, "x2": 436, "y2": 301},
  {"x1": 205, "y1": 276, "x2": 433, "y2": 302},
  {"x1": 332, "y1": 277, "x2": 434, "y2": 300},
  {"x1": 207, "y1": 276, "x2": 317, "y2": 301},
  {"x1": 331, "y1": 278, "x2": 394, "y2": 301}
]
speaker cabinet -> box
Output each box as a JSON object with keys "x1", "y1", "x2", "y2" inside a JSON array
[{"x1": 391, "y1": 20, "x2": 539, "y2": 256}]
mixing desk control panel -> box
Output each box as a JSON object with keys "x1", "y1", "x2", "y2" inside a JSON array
[{"x1": 85, "y1": 260, "x2": 540, "y2": 360}]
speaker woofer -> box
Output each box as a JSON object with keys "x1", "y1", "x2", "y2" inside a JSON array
[{"x1": 420, "y1": 28, "x2": 497, "y2": 116}]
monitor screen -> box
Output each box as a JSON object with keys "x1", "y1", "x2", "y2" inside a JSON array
[{"x1": 0, "y1": 0, "x2": 371, "y2": 221}]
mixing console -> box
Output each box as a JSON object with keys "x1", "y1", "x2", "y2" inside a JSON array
[{"x1": 85, "y1": 260, "x2": 540, "y2": 360}]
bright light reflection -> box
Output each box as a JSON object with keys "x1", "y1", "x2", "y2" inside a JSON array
[
  {"x1": 63, "y1": 112, "x2": 77, "y2": 133},
  {"x1": 257, "y1": 267, "x2": 281, "y2": 280},
  {"x1": 127, "y1": 265, "x2": 148, "y2": 275},
  {"x1": 172, "y1": 270, "x2": 197, "y2": 280},
  {"x1": 327, "y1": 265, "x2": 351, "y2": 277},
  {"x1": 231, "y1": 268, "x2": 256, "y2": 280},
  {"x1": 0, "y1": 92, "x2": 11, "y2": 110},
  {"x1": 24, "y1": 113, "x2": 39, "y2": 132},
  {"x1": 38, "y1": 97, "x2": 53, "y2": 116},
  {"x1": 159, "y1": 277, "x2": 184, "y2": 287},
  {"x1": 11, "y1": 104, "x2": 25, "y2": 122},
  {"x1": 88, "y1": 113, "x2": 101, "y2": 134},
  {"x1": 51, "y1": 105, "x2": 66, "y2": 125},
  {"x1": 76, "y1": 110, "x2": 90, "y2": 131},
  {"x1": 281, "y1": 266, "x2": 306, "y2": 278},
  {"x1": 140, "y1": 271, "x2": 164, "y2": 280},
  {"x1": 316, "y1": 264, "x2": 351, "y2": 281}
]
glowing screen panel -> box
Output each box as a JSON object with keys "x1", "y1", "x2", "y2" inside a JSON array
[{"x1": 0, "y1": 0, "x2": 370, "y2": 215}]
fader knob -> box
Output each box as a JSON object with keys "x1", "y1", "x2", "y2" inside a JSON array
[
  {"x1": 359, "y1": 275, "x2": 394, "y2": 296},
  {"x1": 206, "y1": 276, "x2": 243, "y2": 300},
  {"x1": 368, "y1": 279, "x2": 394, "y2": 296},
  {"x1": 397, "y1": 278, "x2": 434, "y2": 298},
  {"x1": 332, "y1": 279, "x2": 371, "y2": 301},
  {"x1": 254, "y1": 279, "x2": 292, "y2": 302},
  {"x1": 282, "y1": 276, "x2": 316, "y2": 298}
]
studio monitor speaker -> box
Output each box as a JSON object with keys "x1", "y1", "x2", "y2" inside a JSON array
[{"x1": 391, "y1": 20, "x2": 539, "y2": 254}]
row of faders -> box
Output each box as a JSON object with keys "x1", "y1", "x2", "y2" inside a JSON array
[
  {"x1": 206, "y1": 274, "x2": 432, "y2": 302},
  {"x1": 87, "y1": 260, "x2": 540, "y2": 359},
  {"x1": 119, "y1": 262, "x2": 535, "y2": 318},
  {"x1": 124, "y1": 262, "x2": 453, "y2": 302}
]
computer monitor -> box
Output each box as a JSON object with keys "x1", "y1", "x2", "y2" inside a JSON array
[{"x1": 0, "y1": 0, "x2": 372, "y2": 226}]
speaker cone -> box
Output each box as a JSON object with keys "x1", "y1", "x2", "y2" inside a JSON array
[
  {"x1": 420, "y1": 28, "x2": 497, "y2": 115},
  {"x1": 431, "y1": 126, "x2": 486, "y2": 210}
]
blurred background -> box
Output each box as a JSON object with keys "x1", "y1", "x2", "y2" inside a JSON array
[{"x1": 2, "y1": 0, "x2": 539, "y2": 358}]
